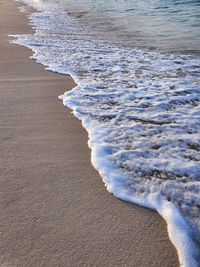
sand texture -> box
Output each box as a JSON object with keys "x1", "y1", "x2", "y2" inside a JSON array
[{"x1": 0, "y1": 0, "x2": 179, "y2": 266}]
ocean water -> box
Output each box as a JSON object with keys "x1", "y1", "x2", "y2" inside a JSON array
[
  {"x1": 54, "y1": 0, "x2": 200, "y2": 54},
  {"x1": 13, "y1": 0, "x2": 200, "y2": 265}
]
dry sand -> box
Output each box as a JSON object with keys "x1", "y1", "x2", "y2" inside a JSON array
[{"x1": 0, "y1": 0, "x2": 179, "y2": 266}]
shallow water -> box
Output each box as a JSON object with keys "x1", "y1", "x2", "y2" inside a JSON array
[
  {"x1": 43, "y1": 0, "x2": 200, "y2": 54},
  {"x1": 13, "y1": 0, "x2": 200, "y2": 265}
]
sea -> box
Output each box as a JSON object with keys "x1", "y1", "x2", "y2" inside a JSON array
[{"x1": 13, "y1": 0, "x2": 200, "y2": 265}]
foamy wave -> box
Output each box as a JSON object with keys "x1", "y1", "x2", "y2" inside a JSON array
[{"x1": 13, "y1": 0, "x2": 200, "y2": 265}]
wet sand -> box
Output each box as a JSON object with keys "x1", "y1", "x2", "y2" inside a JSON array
[{"x1": 0, "y1": 0, "x2": 179, "y2": 266}]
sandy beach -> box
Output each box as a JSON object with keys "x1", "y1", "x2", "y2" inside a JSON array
[{"x1": 0, "y1": 0, "x2": 179, "y2": 266}]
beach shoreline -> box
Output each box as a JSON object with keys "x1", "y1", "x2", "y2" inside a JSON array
[{"x1": 0, "y1": 0, "x2": 179, "y2": 266}]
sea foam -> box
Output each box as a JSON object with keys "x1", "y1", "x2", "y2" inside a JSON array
[{"x1": 12, "y1": 0, "x2": 200, "y2": 265}]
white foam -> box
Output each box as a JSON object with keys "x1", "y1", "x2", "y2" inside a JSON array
[{"x1": 12, "y1": 1, "x2": 200, "y2": 266}]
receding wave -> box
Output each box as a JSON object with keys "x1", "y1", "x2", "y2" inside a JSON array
[{"x1": 12, "y1": 0, "x2": 200, "y2": 266}]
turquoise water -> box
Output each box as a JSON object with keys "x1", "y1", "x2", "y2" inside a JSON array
[{"x1": 53, "y1": 0, "x2": 200, "y2": 54}]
